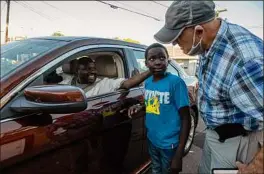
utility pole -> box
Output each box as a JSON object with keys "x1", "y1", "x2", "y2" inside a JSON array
[{"x1": 5, "y1": 0, "x2": 10, "y2": 43}]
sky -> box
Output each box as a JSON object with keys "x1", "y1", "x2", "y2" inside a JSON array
[{"x1": 0, "y1": 1, "x2": 263, "y2": 45}]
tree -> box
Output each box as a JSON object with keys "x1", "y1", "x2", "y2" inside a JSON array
[
  {"x1": 51, "y1": 31, "x2": 64, "y2": 36},
  {"x1": 215, "y1": 9, "x2": 227, "y2": 17},
  {"x1": 123, "y1": 38, "x2": 140, "y2": 44},
  {"x1": 113, "y1": 37, "x2": 140, "y2": 44},
  {"x1": 113, "y1": 37, "x2": 121, "y2": 40}
]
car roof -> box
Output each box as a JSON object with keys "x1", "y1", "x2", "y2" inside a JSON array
[
  {"x1": 30, "y1": 36, "x2": 95, "y2": 42},
  {"x1": 30, "y1": 36, "x2": 148, "y2": 49}
]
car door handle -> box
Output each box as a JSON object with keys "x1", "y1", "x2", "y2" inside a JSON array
[
  {"x1": 131, "y1": 132, "x2": 141, "y2": 140},
  {"x1": 132, "y1": 132, "x2": 140, "y2": 136}
]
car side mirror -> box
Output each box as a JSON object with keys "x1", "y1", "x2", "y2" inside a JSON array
[{"x1": 10, "y1": 85, "x2": 87, "y2": 114}]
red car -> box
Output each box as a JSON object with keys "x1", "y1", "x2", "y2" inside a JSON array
[{"x1": 0, "y1": 37, "x2": 198, "y2": 174}]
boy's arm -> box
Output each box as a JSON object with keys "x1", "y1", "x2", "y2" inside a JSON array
[
  {"x1": 173, "y1": 79, "x2": 191, "y2": 173},
  {"x1": 174, "y1": 106, "x2": 191, "y2": 170}
]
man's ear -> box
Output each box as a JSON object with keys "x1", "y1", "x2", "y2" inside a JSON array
[{"x1": 194, "y1": 25, "x2": 204, "y2": 39}]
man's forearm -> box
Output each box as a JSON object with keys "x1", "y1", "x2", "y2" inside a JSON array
[
  {"x1": 176, "y1": 106, "x2": 191, "y2": 155},
  {"x1": 120, "y1": 70, "x2": 151, "y2": 89}
]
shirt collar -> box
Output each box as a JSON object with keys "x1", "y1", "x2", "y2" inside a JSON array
[{"x1": 205, "y1": 18, "x2": 228, "y2": 58}]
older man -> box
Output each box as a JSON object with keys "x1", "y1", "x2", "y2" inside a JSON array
[{"x1": 154, "y1": 1, "x2": 263, "y2": 173}]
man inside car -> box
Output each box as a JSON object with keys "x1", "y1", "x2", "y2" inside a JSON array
[{"x1": 59, "y1": 56, "x2": 151, "y2": 97}]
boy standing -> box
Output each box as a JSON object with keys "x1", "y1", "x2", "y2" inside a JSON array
[{"x1": 129, "y1": 43, "x2": 191, "y2": 174}]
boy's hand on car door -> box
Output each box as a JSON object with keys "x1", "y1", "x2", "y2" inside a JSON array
[{"x1": 128, "y1": 104, "x2": 143, "y2": 118}]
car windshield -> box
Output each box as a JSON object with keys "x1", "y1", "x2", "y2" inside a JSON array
[{"x1": 0, "y1": 39, "x2": 66, "y2": 78}]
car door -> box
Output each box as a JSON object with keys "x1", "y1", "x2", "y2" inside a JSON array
[
  {"x1": 0, "y1": 46, "x2": 111, "y2": 174},
  {"x1": 0, "y1": 45, "x2": 145, "y2": 174},
  {"x1": 125, "y1": 48, "x2": 152, "y2": 171},
  {"x1": 0, "y1": 85, "x2": 105, "y2": 174},
  {"x1": 96, "y1": 89, "x2": 144, "y2": 174},
  {"x1": 130, "y1": 49, "x2": 152, "y2": 168},
  {"x1": 85, "y1": 47, "x2": 145, "y2": 174}
]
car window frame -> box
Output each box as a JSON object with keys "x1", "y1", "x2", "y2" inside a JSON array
[
  {"x1": 131, "y1": 49, "x2": 148, "y2": 73},
  {"x1": 0, "y1": 44, "x2": 144, "y2": 111}
]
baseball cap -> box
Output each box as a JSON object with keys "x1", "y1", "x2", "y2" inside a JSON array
[{"x1": 154, "y1": 1, "x2": 216, "y2": 44}]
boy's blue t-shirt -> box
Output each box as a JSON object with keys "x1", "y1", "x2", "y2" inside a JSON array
[{"x1": 144, "y1": 72, "x2": 189, "y2": 149}]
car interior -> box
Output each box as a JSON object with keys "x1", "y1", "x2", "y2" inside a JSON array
[{"x1": 44, "y1": 51, "x2": 126, "y2": 96}]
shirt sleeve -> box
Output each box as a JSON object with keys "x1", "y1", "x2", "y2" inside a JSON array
[
  {"x1": 173, "y1": 78, "x2": 190, "y2": 110},
  {"x1": 102, "y1": 78, "x2": 126, "y2": 92},
  {"x1": 229, "y1": 59, "x2": 263, "y2": 121}
]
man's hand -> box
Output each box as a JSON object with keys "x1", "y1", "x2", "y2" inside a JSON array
[
  {"x1": 127, "y1": 104, "x2": 144, "y2": 118},
  {"x1": 236, "y1": 161, "x2": 263, "y2": 174},
  {"x1": 236, "y1": 161, "x2": 250, "y2": 174},
  {"x1": 236, "y1": 147, "x2": 263, "y2": 174}
]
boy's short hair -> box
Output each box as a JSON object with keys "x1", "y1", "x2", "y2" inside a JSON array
[{"x1": 145, "y1": 43, "x2": 169, "y2": 59}]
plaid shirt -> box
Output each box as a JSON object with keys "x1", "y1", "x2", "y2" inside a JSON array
[{"x1": 197, "y1": 19, "x2": 263, "y2": 131}]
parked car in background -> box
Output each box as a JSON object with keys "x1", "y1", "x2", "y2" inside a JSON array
[
  {"x1": 0, "y1": 37, "x2": 198, "y2": 174},
  {"x1": 169, "y1": 59, "x2": 199, "y2": 107}
]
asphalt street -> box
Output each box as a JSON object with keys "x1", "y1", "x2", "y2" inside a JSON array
[{"x1": 180, "y1": 117, "x2": 206, "y2": 174}]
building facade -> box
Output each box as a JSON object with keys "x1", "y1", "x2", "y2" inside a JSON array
[{"x1": 166, "y1": 45, "x2": 198, "y2": 76}]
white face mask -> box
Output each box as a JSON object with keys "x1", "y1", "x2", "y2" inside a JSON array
[{"x1": 187, "y1": 27, "x2": 204, "y2": 56}]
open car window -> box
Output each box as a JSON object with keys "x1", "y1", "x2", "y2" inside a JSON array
[{"x1": 43, "y1": 51, "x2": 126, "y2": 98}]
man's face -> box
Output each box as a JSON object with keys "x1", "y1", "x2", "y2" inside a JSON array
[
  {"x1": 77, "y1": 61, "x2": 97, "y2": 84},
  {"x1": 172, "y1": 27, "x2": 196, "y2": 54},
  {"x1": 145, "y1": 47, "x2": 168, "y2": 75}
]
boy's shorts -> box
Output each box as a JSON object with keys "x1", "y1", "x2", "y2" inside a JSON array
[{"x1": 148, "y1": 139, "x2": 177, "y2": 174}]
